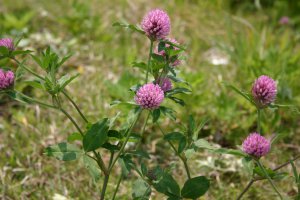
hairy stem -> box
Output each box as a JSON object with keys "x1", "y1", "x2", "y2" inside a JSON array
[
  {"x1": 54, "y1": 95, "x2": 109, "y2": 199},
  {"x1": 16, "y1": 92, "x2": 57, "y2": 109},
  {"x1": 157, "y1": 123, "x2": 191, "y2": 179},
  {"x1": 141, "y1": 111, "x2": 151, "y2": 136},
  {"x1": 108, "y1": 110, "x2": 142, "y2": 173},
  {"x1": 11, "y1": 57, "x2": 45, "y2": 80},
  {"x1": 59, "y1": 107, "x2": 84, "y2": 136},
  {"x1": 100, "y1": 151, "x2": 115, "y2": 200},
  {"x1": 112, "y1": 174, "x2": 123, "y2": 200},
  {"x1": 256, "y1": 160, "x2": 283, "y2": 200},
  {"x1": 257, "y1": 108, "x2": 261, "y2": 133},
  {"x1": 236, "y1": 179, "x2": 254, "y2": 200},
  {"x1": 145, "y1": 40, "x2": 153, "y2": 83},
  {"x1": 237, "y1": 154, "x2": 300, "y2": 199},
  {"x1": 62, "y1": 90, "x2": 88, "y2": 123}
]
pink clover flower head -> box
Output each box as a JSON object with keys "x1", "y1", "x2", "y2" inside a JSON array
[
  {"x1": 155, "y1": 77, "x2": 172, "y2": 92},
  {"x1": 279, "y1": 16, "x2": 289, "y2": 25},
  {"x1": 141, "y1": 9, "x2": 170, "y2": 41},
  {"x1": 252, "y1": 75, "x2": 277, "y2": 108},
  {"x1": 134, "y1": 83, "x2": 164, "y2": 109},
  {"x1": 0, "y1": 38, "x2": 14, "y2": 51},
  {"x1": 242, "y1": 132, "x2": 270, "y2": 158},
  {"x1": 0, "y1": 69, "x2": 14, "y2": 90}
]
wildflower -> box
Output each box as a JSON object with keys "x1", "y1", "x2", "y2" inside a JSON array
[
  {"x1": 155, "y1": 38, "x2": 181, "y2": 66},
  {"x1": 252, "y1": 75, "x2": 277, "y2": 108},
  {"x1": 134, "y1": 83, "x2": 164, "y2": 109},
  {"x1": 0, "y1": 69, "x2": 14, "y2": 90},
  {"x1": 242, "y1": 132, "x2": 270, "y2": 158},
  {"x1": 279, "y1": 16, "x2": 289, "y2": 25},
  {"x1": 0, "y1": 38, "x2": 14, "y2": 51},
  {"x1": 155, "y1": 77, "x2": 172, "y2": 92},
  {"x1": 141, "y1": 9, "x2": 170, "y2": 41}
]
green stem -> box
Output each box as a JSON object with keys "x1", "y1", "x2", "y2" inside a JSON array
[
  {"x1": 145, "y1": 40, "x2": 154, "y2": 83},
  {"x1": 11, "y1": 57, "x2": 45, "y2": 80},
  {"x1": 100, "y1": 175, "x2": 110, "y2": 200},
  {"x1": 236, "y1": 179, "x2": 255, "y2": 200},
  {"x1": 141, "y1": 111, "x2": 151, "y2": 135},
  {"x1": 237, "y1": 155, "x2": 300, "y2": 199},
  {"x1": 62, "y1": 90, "x2": 88, "y2": 123},
  {"x1": 100, "y1": 151, "x2": 115, "y2": 200},
  {"x1": 93, "y1": 150, "x2": 108, "y2": 175},
  {"x1": 157, "y1": 123, "x2": 191, "y2": 179},
  {"x1": 108, "y1": 110, "x2": 142, "y2": 173},
  {"x1": 16, "y1": 92, "x2": 57, "y2": 109},
  {"x1": 59, "y1": 107, "x2": 84, "y2": 136},
  {"x1": 256, "y1": 160, "x2": 283, "y2": 199},
  {"x1": 112, "y1": 174, "x2": 123, "y2": 200},
  {"x1": 257, "y1": 108, "x2": 261, "y2": 133}
]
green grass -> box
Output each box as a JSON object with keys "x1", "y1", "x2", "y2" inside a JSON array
[{"x1": 1, "y1": 0, "x2": 300, "y2": 199}]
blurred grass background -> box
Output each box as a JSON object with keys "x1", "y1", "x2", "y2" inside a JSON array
[{"x1": 0, "y1": 0, "x2": 300, "y2": 199}]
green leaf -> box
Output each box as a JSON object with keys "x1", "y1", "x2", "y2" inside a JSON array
[
  {"x1": 194, "y1": 139, "x2": 246, "y2": 157},
  {"x1": 271, "y1": 133, "x2": 287, "y2": 145},
  {"x1": 269, "y1": 103, "x2": 300, "y2": 114},
  {"x1": 24, "y1": 80, "x2": 44, "y2": 90},
  {"x1": 0, "y1": 46, "x2": 9, "y2": 56},
  {"x1": 44, "y1": 142, "x2": 83, "y2": 161},
  {"x1": 82, "y1": 155, "x2": 101, "y2": 182},
  {"x1": 31, "y1": 54, "x2": 43, "y2": 69},
  {"x1": 118, "y1": 155, "x2": 135, "y2": 176},
  {"x1": 102, "y1": 143, "x2": 120, "y2": 151},
  {"x1": 153, "y1": 172, "x2": 180, "y2": 197},
  {"x1": 127, "y1": 133, "x2": 142, "y2": 142},
  {"x1": 11, "y1": 50, "x2": 33, "y2": 56},
  {"x1": 107, "y1": 130, "x2": 123, "y2": 139},
  {"x1": 67, "y1": 132, "x2": 83, "y2": 142},
  {"x1": 254, "y1": 166, "x2": 276, "y2": 178},
  {"x1": 112, "y1": 22, "x2": 145, "y2": 34},
  {"x1": 164, "y1": 132, "x2": 185, "y2": 141},
  {"x1": 193, "y1": 117, "x2": 209, "y2": 141},
  {"x1": 58, "y1": 54, "x2": 72, "y2": 67},
  {"x1": 168, "y1": 49, "x2": 183, "y2": 57},
  {"x1": 178, "y1": 137, "x2": 187, "y2": 153},
  {"x1": 57, "y1": 74, "x2": 79, "y2": 92},
  {"x1": 167, "y1": 75, "x2": 190, "y2": 86},
  {"x1": 141, "y1": 163, "x2": 148, "y2": 176},
  {"x1": 187, "y1": 115, "x2": 196, "y2": 138},
  {"x1": 158, "y1": 42, "x2": 166, "y2": 52},
  {"x1": 151, "y1": 53, "x2": 165, "y2": 62},
  {"x1": 152, "y1": 109, "x2": 160, "y2": 123},
  {"x1": 184, "y1": 148, "x2": 196, "y2": 159},
  {"x1": 181, "y1": 176, "x2": 210, "y2": 199},
  {"x1": 223, "y1": 82, "x2": 255, "y2": 106},
  {"x1": 194, "y1": 139, "x2": 217, "y2": 150},
  {"x1": 160, "y1": 106, "x2": 176, "y2": 121},
  {"x1": 214, "y1": 148, "x2": 246, "y2": 157},
  {"x1": 242, "y1": 156, "x2": 254, "y2": 176},
  {"x1": 290, "y1": 160, "x2": 299, "y2": 183},
  {"x1": 109, "y1": 112, "x2": 121, "y2": 129},
  {"x1": 83, "y1": 118, "x2": 109, "y2": 152},
  {"x1": 110, "y1": 100, "x2": 137, "y2": 107},
  {"x1": 132, "y1": 178, "x2": 151, "y2": 200},
  {"x1": 168, "y1": 96, "x2": 185, "y2": 106},
  {"x1": 161, "y1": 39, "x2": 186, "y2": 50},
  {"x1": 132, "y1": 62, "x2": 147, "y2": 71}
]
